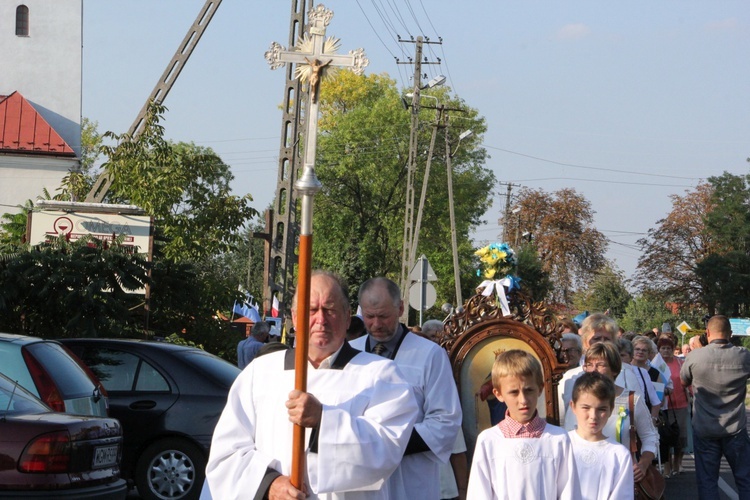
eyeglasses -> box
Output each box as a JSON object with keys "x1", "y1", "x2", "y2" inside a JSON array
[
  {"x1": 633, "y1": 348, "x2": 649, "y2": 353},
  {"x1": 583, "y1": 362, "x2": 610, "y2": 371},
  {"x1": 561, "y1": 348, "x2": 580, "y2": 355}
]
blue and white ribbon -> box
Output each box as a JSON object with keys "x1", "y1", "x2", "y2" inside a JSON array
[{"x1": 477, "y1": 275, "x2": 521, "y2": 316}]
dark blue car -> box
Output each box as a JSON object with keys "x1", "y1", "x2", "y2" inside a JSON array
[{"x1": 60, "y1": 339, "x2": 240, "y2": 500}]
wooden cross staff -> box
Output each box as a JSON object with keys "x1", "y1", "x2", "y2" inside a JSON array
[{"x1": 265, "y1": 3, "x2": 368, "y2": 490}]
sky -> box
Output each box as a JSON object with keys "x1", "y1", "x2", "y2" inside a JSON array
[{"x1": 82, "y1": 1, "x2": 750, "y2": 283}]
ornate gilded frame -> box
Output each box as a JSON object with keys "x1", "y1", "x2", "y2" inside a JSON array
[{"x1": 439, "y1": 289, "x2": 568, "y2": 454}]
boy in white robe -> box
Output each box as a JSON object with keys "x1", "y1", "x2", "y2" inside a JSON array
[
  {"x1": 467, "y1": 349, "x2": 578, "y2": 499},
  {"x1": 204, "y1": 271, "x2": 419, "y2": 499},
  {"x1": 568, "y1": 371, "x2": 634, "y2": 500}
]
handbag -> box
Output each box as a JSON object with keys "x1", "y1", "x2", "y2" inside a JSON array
[
  {"x1": 658, "y1": 395, "x2": 680, "y2": 448},
  {"x1": 629, "y1": 392, "x2": 666, "y2": 500}
]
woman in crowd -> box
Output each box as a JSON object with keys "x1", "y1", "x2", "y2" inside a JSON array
[
  {"x1": 656, "y1": 335, "x2": 689, "y2": 477},
  {"x1": 629, "y1": 336, "x2": 664, "y2": 420},
  {"x1": 565, "y1": 342, "x2": 658, "y2": 483}
]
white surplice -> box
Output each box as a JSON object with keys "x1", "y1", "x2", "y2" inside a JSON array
[
  {"x1": 351, "y1": 329, "x2": 462, "y2": 500},
  {"x1": 568, "y1": 430, "x2": 634, "y2": 500},
  {"x1": 467, "y1": 424, "x2": 578, "y2": 500},
  {"x1": 204, "y1": 345, "x2": 419, "y2": 499}
]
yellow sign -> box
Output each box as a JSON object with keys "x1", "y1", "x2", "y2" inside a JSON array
[{"x1": 677, "y1": 321, "x2": 691, "y2": 335}]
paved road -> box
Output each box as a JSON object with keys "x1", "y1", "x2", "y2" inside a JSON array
[
  {"x1": 664, "y1": 449, "x2": 742, "y2": 500},
  {"x1": 663, "y1": 409, "x2": 749, "y2": 500}
]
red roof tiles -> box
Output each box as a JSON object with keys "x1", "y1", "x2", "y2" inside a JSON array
[{"x1": 0, "y1": 91, "x2": 75, "y2": 156}]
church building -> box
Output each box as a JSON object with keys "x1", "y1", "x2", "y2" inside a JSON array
[{"x1": 0, "y1": 1, "x2": 82, "y2": 210}]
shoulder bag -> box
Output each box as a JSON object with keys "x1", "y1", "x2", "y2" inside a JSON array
[
  {"x1": 658, "y1": 394, "x2": 680, "y2": 449},
  {"x1": 629, "y1": 391, "x2": 666, "y2": 500}
]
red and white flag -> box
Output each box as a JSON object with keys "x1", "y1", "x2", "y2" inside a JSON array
[{"x1": 271, "y1": 295, "x2": 280, "y2": 317}]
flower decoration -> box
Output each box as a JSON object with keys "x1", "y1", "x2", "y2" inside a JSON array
[
  {"x1": 475, "y1": 242, "x2": 517, "y2": 279},
  {"x1": 474, "y1": 242, "x2": 519, "y2": 317}
]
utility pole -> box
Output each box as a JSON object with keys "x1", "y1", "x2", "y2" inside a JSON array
[
  {"x1": 444, "y1": 111, "x2": 462, "y2": 307},
  {"x1": 397, "y1": 36, "x2": 442, "y2": 323}
]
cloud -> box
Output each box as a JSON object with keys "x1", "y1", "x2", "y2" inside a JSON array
[
  {"x1": 555, "y1": 23, "x2": 591, "y2": 41},
  {"x1": 705, "y1": 18, "x2": 739, "y2": 32}
]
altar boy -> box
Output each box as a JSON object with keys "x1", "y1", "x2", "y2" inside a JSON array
[
  {"x1": 568, "y1": 372, "x2": 633, "y2": 499},
  {"x1": 467, "y1": 350, "x2": 578, "y2": 499}
]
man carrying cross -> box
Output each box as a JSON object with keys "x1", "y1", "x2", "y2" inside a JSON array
[{"x1": 204, "y1": 271, "x2": 419, "y2": 499}]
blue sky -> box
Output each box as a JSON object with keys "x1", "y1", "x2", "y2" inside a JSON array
[{"x1": 82, "y1": 1, "x2": 750, "y2": 283}]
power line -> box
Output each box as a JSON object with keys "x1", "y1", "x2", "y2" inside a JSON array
[
  {"x1": 508, "y1": 177, "x2": 696, "y2": 188},
  {"x1": 483, "y1": 143, "x2": 703, "y2": 181}
]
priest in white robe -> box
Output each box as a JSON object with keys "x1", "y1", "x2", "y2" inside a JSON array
[
  {"x1": 352, "y1": 277, "x2": 462, "y2": 500},
  {"x1": 204, "y1": 271, "x2": 419, "y2": 499}
]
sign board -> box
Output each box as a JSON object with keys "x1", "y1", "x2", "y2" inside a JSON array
[
  {"x1": 676, "y1": 321, "x2": 691, "y2": 335},
  {"x1": 729, "y1": 318, "x2": 750, "y2": 336},
  {"x1": 409, "y1": 255, "x2": 438, "y2": 282},
  {"x1": 409, "y1": 282, "x2": 436, "y2": 311},
  {"x1": 28, "y1": 210, "x2": 152, "y2": 253}
]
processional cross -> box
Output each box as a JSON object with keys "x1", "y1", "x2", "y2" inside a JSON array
[{"x1": 265, "y1": 4, "x2": 368, "y2": 490}]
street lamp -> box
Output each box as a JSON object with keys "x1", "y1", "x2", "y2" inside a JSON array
[
  {"x1": 451, "y1": 130, "x2": 473, "y2": 157},
  {"x1": 422, "y1": 74, "x2": 446, "y2": 89}
]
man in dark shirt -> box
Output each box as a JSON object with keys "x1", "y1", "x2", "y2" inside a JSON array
[{"x1": 681, "y1": 315, "x2": 750, "y2": 499}]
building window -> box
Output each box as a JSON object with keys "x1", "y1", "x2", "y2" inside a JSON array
[{"x1": 16, "y1": 5, "x2": 29, "y2": 36}]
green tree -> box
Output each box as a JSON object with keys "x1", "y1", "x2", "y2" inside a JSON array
[
  {"x1": 695, "y1": 172, "x2": 750, "y2": 315},
  {"x1": 514, "y1": 243, "x2": 552, "y2": 302},
  {"x1": 0, "y1": 236, "x2": 148, "y2": 337},
  {"x1": 57, "y1": 117, "x2": 103, "y2": 201},
  {"x1": 619, "y1": 293, "x2": 677, "y2": 334},
  {"x1": 573, "y1": 264, "x2": 632, "y2": 320},
  {"x1": 505, "y1": 187, "x2": 607, "y2": 304},
  {"x1": 313, "y1": 71, "x2": 496, "y2": 309},
  {"x1": 100, "y1": 102, "x2": 258, "y2": 262}
]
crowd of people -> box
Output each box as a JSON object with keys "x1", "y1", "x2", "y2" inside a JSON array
[{"x1": 201, "y1": 272, "x2": 749, "y2": 499}]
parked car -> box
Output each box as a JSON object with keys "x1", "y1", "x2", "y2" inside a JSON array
[
  {"x1": 0, "y1": 372, "x2": 127, "y2": 499},
  {"x1": 0, "y1": 333, "x2": 109, "y2": 416},
  {"x1": 60, "y1": 338, "x2": 241, "y2": 500}
]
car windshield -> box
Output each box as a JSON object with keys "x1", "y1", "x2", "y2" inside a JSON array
[
  {"x1": 0, "y1": 373, "x2": 49, "y2": 416},
  {"x1": 178, "y1": 351, "x2": 240, "y2": 388}
]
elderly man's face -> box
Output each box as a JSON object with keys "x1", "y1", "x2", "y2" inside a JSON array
[
  {"x1": 293, "y1": 274, "x2": 350, "y2": 361},
  {"x1": 561, "y1": 339, "x2": 582, "y2": 366},
  {"x1": 360, "y1": 283, "x2": 403, "y2": 342}
]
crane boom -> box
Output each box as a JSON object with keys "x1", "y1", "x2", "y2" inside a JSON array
[{"x1": 85, "y1": 0, "x2": 223, "y2": 203}]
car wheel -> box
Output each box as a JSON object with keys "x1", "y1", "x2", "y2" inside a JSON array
[{"x1": 135, "y1": 438, "x2": 206, "y2": 500}]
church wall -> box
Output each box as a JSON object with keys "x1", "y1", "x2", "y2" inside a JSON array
[{"x1": 0, "y1": 154, "x2": 79, "y2": 209}]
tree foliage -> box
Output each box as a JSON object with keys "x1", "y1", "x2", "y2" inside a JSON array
[
  {"x1": 573, "y1": 263, "x2": 632, "y2": 320},
  {"x1": 101, "y1": 103, "x2": 258, "y2": 262},
  {"x1": 0, "y1": 236, "x2": 148, "y2": 337},
  {"x1": 504, "y1": 187, "x2": 607, "y2": 303},
  {"x1": 57, "y1": 117, "x2": 103, "y2": 202},
  {"x1": 313, "y1": 71, "x2": 496, "y2": 309},
  {"x1": 514, "y1": 243, "x2": 552, "y2": 302},
  {"x1": 634, "y1": 182, "x2": 715, "y2": 307},
  {"x1": 619, "y1": 292, "x2": 678, "y2": 334},
  {"x1": 696, "y1": 172, "x2": 750, "y2": 315}
]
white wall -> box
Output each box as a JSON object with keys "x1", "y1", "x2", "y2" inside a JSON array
[
  {"x1": 0, "y1": 0, "x2": 82, "y2": 156},
  {"x1": 0, "y1": 154, "x2": 79, "y2": 209}
]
